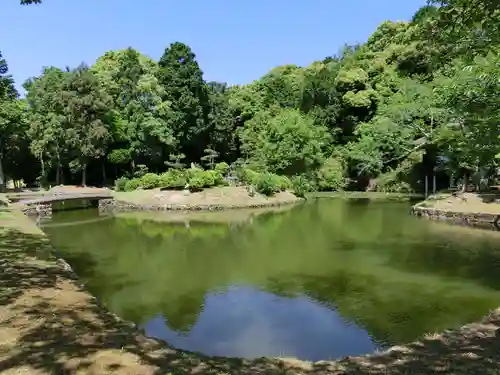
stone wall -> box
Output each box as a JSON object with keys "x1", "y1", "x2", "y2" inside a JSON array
[
  {"x1": 411, "y1": 203, "x2": 500, "y2": 230},
  {"x1": 20, "y1": 203, "x2": 52, "y2": 217},
  {"x1": 98, "y1": 197, "x2": 300, "y2": 213}
]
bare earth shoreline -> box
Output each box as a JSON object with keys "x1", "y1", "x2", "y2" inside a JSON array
[{"x1": 2, "y1": 189, "x2": 500, "y2": 374}]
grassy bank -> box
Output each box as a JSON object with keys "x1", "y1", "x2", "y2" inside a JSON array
[{"x1": 307, "y1": 191, "x2": 424, "y2": 201}]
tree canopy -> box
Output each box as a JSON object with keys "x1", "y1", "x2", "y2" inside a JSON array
[{"x1": 2, "y1": 0, "x2": 500, "y2": 193}]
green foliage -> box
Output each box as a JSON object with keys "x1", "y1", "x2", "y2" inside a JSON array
[
  {"x1": 8, "y1": 2, "x2": 500, "y2": 193},
  {"x1": 291, "y1": 175, "x2": 315, "y2": 198},
  {"x1": 240, "y1": 108, "x2": 330, "y2": 175},
  {"x1": 124, "y1": 178, "x2": 142, "y2": 192},
  {"x1": 158, "y1": 170, "x2": 187, "y2": 190},
  {"x1": 214, "y1": 161, "x2": 229, "y2": 176},
  {"x1": 316, "y1": 156, "x2": 347, "y2": 191},
  {"x1": 139, "y1": 173, "x2": 160, "y2": 189},
  {"x1": 133, "y1": 164, "x2": 149, "y2": 179},
  {"x1": 114, "y1": 177, "x2": 129, "y2": 192}
]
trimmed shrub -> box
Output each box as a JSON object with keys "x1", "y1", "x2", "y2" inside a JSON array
[
  {"x1": 158, "y1": 170, "x2": 187, "y2": 190},
  {"x1": 124, "y1": 178, "x2": 142, "y2": 192},
  {"x1": 188, "y1": 176, "x2": 204, "y2": 192},
  {"x1": 140, "y1": 173, "x2": 160, "y2": 189},
  {"x1": 114, "y1": 177, "x2": 129, "y2": 192}
]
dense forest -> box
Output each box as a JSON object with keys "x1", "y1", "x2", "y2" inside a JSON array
[{"x1": 1, "y1": 0, "x2": 499, "y2": 195}]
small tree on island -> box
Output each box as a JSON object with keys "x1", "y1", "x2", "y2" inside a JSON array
[
  {"x1": 165, "y1": 153, "x2": 186, "y2": 170},
  {"x1": 200, "y1": 148, "x2": 219, "y2": 170}
]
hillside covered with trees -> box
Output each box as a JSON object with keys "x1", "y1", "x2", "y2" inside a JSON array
[{"x1": 1, "y1": 0, "x2": 499, "y2": 195}]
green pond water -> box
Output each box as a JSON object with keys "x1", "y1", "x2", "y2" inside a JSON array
[{"x1": 41, "y1": 199, "x2": 500, "y2": 361}]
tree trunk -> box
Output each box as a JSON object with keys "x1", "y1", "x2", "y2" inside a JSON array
[
  {"x1": 56, "y1": 163, "x2": 61, "y2": 185},
  {"x1": 0, "y1": 154, "x2": 5, "y2": 193},
  {"x1": 82, "y1": 163, "x2": 87, "y2": 187},
  {"x1": 461, "y1": 173, "x2": 468, "y2": 193},
  {"x1": 101, "y1": 160, "x2": 107, "y2": 187}
]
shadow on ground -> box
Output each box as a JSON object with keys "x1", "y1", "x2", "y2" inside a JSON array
[{"x1": 1, "y1": 228, "x2": 500, "y2": 374}]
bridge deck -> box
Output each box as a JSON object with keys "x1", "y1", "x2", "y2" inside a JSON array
[{"x1": 18, "y1": 192, "x2": 113, "y2": 205}]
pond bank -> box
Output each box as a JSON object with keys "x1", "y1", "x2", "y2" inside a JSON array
[
  {"x1": 412, "y1": 192, "x2": 500, "y2": 230},
  {"x1": 2, "y1": 206, "x2": 500, "y2": 374}
]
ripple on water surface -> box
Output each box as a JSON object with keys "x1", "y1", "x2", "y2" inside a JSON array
[{"x1": 42, "y1": 199, "x2": 500, "y2": 361}]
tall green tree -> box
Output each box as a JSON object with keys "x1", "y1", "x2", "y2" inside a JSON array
[
  {"x1": 25, "y1": 67, "x2": 69, "y2": 185},
  {"x1": 92, "y1": 48, "x2": 172, "y2": 174},
  {"x1": 156, "y1": 42, "x2": 210, "y2": 162},
  {"x1": 61, "y1": 64, "x2": 113, "y2": 185},
  {"x1": 0, "y1": 53, "x2": 26, "y2": 192}
]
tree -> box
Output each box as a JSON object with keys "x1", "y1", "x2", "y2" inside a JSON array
[
  {"x1": 240, "y1": 108, "x2": 330, "y2": 175},
  {"x1": 200, "y1": 148, "x2": 219, "y2": 169},
  {"x1": 425, "y1": 0, "x2": 500, "y2": 58},
  {"x1": 0, "y1": 53, "x2": 26, "y2": 192},
  {"x1": 25, "y1": 67, "x2": 70, "y2": 185},
  {"x1": 92, "y1": 48, "x2": 173, "y2": 174},
  {"x1": 156, "y1": 42, "x2": 210, "y2": 162},
  {"x1": 206, "y1": 81, "x2": 238, "y2": 162},
  {"x1": 0, "y1": 98, "x2": 26, "y2": 192},
  {"x1": 60, "y1": 64, "x2": 113, "y2": 185}
]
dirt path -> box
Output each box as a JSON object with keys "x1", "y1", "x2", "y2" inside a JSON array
[{"x1": 2, "y1": 206, "x2": 500, "y2": 374}]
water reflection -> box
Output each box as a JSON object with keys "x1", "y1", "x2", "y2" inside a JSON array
[{"x1": 41, "y1": 199, "x2": 500, "y2": 361}]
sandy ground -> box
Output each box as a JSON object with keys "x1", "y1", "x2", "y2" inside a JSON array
[
  {"x1": 423, "y1": 192, "x2": 500, "y2": 214},
  {"x1": 113, "y1": 186, "x2": 300, "y2": 208},
  {"x1": 2, "y1": 198, "x2": 500, "y2": 373}
]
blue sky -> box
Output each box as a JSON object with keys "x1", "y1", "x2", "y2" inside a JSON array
[{"x1": 2, "y1": 0, "x2": 426, "y2": 94}]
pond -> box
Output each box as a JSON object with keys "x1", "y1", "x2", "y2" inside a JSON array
[{"x1": 41, "y1": 199, "x2": 500, "y2": 361}]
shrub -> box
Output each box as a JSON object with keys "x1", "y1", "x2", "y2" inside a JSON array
[
  {"x1": 291, "y1": 175, "x2": 314, "y2": 198},
  {"x1": 274, "y1": 175, "x2": 292, "y2": 191},
  {"x1": 114, "y1": 177, "x2": 129, "y2": 192},
  {"x1": 238, "y1": 168, "x2": 260, "y2": 186},
  {"x1": 188, "y1": 176, "x2": 204, "y2": 192},
  {"x1": 255, "y1": 173, "x2": 278, "y2": 196},
  {"x1": 124, "y1": 178, "x2": 142, "y2": 191},
  {"x1": 186, "y1": 168, "x2": 217, "y2": 189},
  {"x1": 208, "y1": 169, "x2": 224, "y2": 186},
  {"x1": 214, "y1": 162, "x2": 230, "y2": 176},
  {"x1": 316, "y1": 156, "x2": 347, "y2": 191},
  {"x1": 140, "y1": 173, "x2": 160, "y2": 189},
  {"x1": 158, "y1": 170, "x2": 187, "y2": 190}
]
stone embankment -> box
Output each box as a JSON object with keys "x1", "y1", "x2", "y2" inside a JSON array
[
  {"x1": 101, "y1": 186, "x2": 302, "y2": 213},
  {"x1": 411, "y1": 192, "x2": 500, "y2": 230}
]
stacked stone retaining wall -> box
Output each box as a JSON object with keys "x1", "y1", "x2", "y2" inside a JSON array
[{"x1": 411, "y1": 202, "x2": 500, "y2": 230}]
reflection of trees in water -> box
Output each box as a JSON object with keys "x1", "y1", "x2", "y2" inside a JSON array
[
  {"x1": 385, "y1": 237, "x2": 500, "y2": 290},
  {"x1": 160, "y1": 291, "x2": 207, "y2": 333}
]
